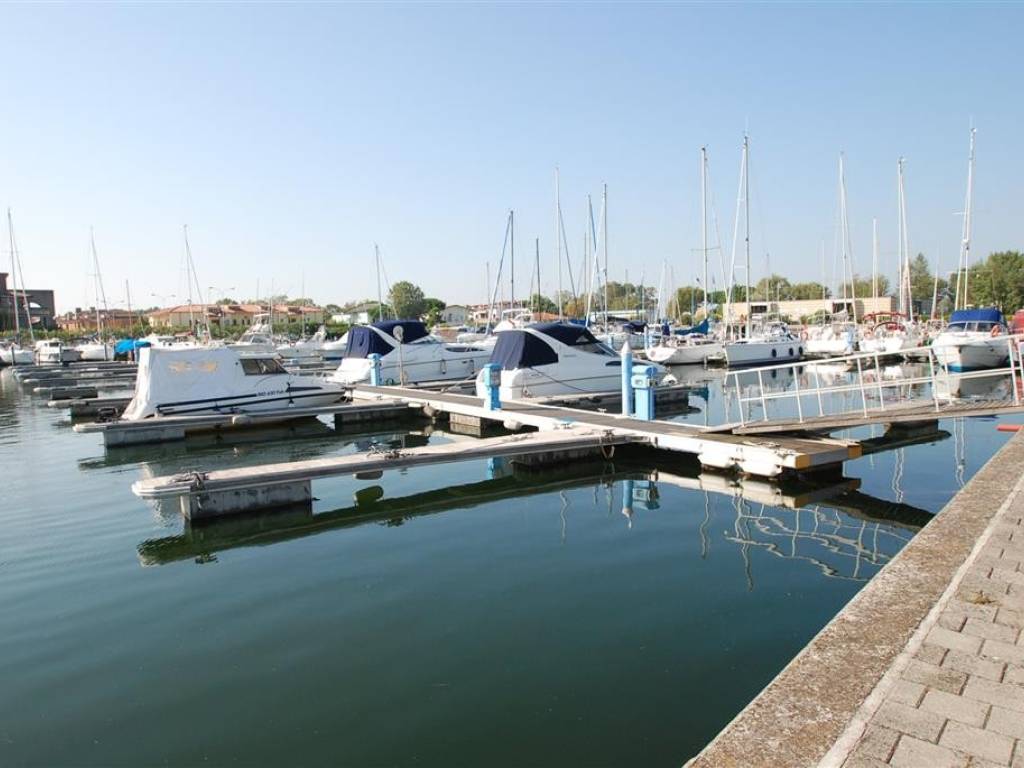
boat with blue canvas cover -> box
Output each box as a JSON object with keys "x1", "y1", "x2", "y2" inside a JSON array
[
  {"x1": 931, "y1": 308, "x2": 1012, "y2": 371},
  {"x1": 330, "y1": 320, "x2": 491, "y2": 385},
  {"x1": 475, "y1": 321, "x2": 672, "y2": 400}
]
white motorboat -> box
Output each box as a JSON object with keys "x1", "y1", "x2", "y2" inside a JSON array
[
  {"x1": 277, "y1": 326, "x2": 328, "y2": 360},
  {"x1": 475, "y1": 321, "x2": 673, "y2": 400},
  {"x1": 76, "y1": 341, "x2": 114, "y2": 361},
  {"x1": 0, "y1": 343, "x2": 33, "y2": 366},
  {"x1": 802, "y1": 322, "x2": 856, "y2": 358},
  {"x1": 34, "y1": 339, "x2": 82, "y2": 364},
  {"x1": 723, "y1": 323, "x2": 804, "y2": 367},
  {"x1": 229, "y1": 315, "x2": 278, "y2": 355},
  {"x1": 645, "y1": 319, "x2": 723, "y2": 365},
  {"x1": 322, "y1": 331, "x2": 347, "y2": 362},
  {"x1": 331, "y1": 320, "x2": 491, "y2": 386},
  {"x1": 121, "y1": 346, "x2": 346, "y2": 420},
  {"x1": 930, "y1": 309, "x2": 1012, "y2": 372}
]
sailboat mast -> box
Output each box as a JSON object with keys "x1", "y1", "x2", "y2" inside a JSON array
[
  {"x1": 897, "y1": 159, "x2": 906, "y2": 317},
  {"x1": 701, "y1": 146, "x2": 708, "y2": 318},
  {"x1": 90, "y1": 228, "x2": 104, "y2": 341},
  {"x1": 839, "y1": 153, "x2": 857, "y2": 324},
  {"x1": 375, "y1": 243, "x2": 383, "y2": 321},
  {"x1": 126, "y1": 279, "x2": 134, "y2": 331},
  {"x1": 602, "y1": 184, "x2": 609, "y2": 329},
  {"x1": 956, "y1": 127, "x2": 976, "y2": 310},
  {"x1": 182, "y1": 225, "x2": 211, "y2": 340},
  {"x1": 743, "y1": 134, "x2": 751, "y2": 340},
  {"x1": 555, "y1": 168, "x2": 563, "y2": 320},
  {"x1": 534, "y1": 237, "x2": 540, "y2": 315},
  {"x1": 7, "y1": 208, "x2": 20, "y2": 337},
  {"x1": 872, "y1": 217, "x2": 879, "y2": 301},
  {"x1": 897, "y1": 159, "x2": 912, "y2": 318},
  {"x1": 509, "y1": 209, "x2": 515, "y2": 309}
]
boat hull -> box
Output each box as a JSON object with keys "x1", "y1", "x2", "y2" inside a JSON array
[
  {"x1": 646, "y1": 341, "x2": 724, "y2": 365},
  {"x1": 723, "y1": 339, "x2": 803, "y2": 367},
  {"x1": 931, "y1": 334, "x2": 1010, "y2": 371}
]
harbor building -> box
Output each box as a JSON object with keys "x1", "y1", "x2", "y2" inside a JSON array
[
  {"x1": 0, "y1": 271, "x2": 57, "y2": 331},
  {"x1": 727, "y1": 295, "x2": 898, "y2": 323},
  {"x1": 58, "y1": 308, "x2": 137, "y2": 332},
  {"x1": 146, "y1": 303, "x2": 325, "y2": 331}
]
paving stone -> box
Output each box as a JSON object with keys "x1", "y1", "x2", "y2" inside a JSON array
[
  {"x1": 890, "y1": 679, "x2": 927, "y2": 706},
  {"x1": 919, "y1": 642, "x2": 950, "y2": 665},
  {"x1": 986, "y1": 704, "x2": 1024, "y2": 739},
  {"x1": 964, "y1": 617, "x2": 1021, "y2": 643},
  {"x1": 943, "y1": 649, "x2": 1006, "y2": 682},
  {"x1": 982, "y1": 638, "x2": 1024, "y2": 666},
  {"x1": 930, "y1": 626, "x2": 986, "y2": 655},
  {"x1": 996, "y1": 607, "x2": 1024, "y2": 629},
  {"x1": 874, "y1": 700, "x2": 947, "y2": 742},
  {"x1": 951, "y1": 598, "x2": 1001, "y2": 621},
  {"x1": 890, "y1": 735, "x2": 969, "y2": 768},
  {"x1": 920, "y1": 688, "x2": 989, "y2": 727},
  {"x1": 943, "y1": 613, "x2": 972, "y2": 632},
  {"x1": 855, "y1": 724, "x2": 901, "y2": 761},
  {"x1": 842, "y1": 752, "x2": 890, "y2": 768},
  {"x1": 904, "y1": 658, "x2": 969, "y2": 694},
  {"x1": 963, "y1": 676, "x2": 1024, "y2": 712},
  {"x1": 993, "y1": 567, "x2": 1024, "y2": 586},
  {"x1": 939, "y1": 720, "x2": 1015, "y2": 765},
  {"x1": 1006, "y1": 665, "x2": 1024, "y2": 685}
]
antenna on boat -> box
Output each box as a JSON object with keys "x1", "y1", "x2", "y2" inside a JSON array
[
  {"x1": 374, "y1": 243, "x2": 383, "y2": 321},
  {"x1": 955, "y1": 126, "x2": 976, "y2": 310}
]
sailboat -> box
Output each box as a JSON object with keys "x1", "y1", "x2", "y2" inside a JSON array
[
  {"x1": 2, "y1": 208, "x2": 36, "y2": 365},
  {"x1": 722, "y1": 135, "x2": 804, "y2": 367},
  {"x1": 76, "y1": 230, "x2": 115, "y2": 361},
  {"x1": 647, "y1": 147, "x2": 724, "y2": 365},
  {"x1": 931, "y1": 128, "x2": 1012, "y2": 371}
]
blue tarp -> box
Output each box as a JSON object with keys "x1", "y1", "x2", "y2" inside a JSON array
[
  {"x1": 530, "y1": 322, "x2": 603, "y2": 347},
  {"x1": 372, "y1": 320, "x2": 429, "y2": 343},
  {"x1": 490, "y1": 330, "x2": 559, "y2": 370},
  {"x1": 114, "y1": 339, "x2": 151, "y2": 355},
  {"x1": 674, "y1": 319, "x2": 710, "y2": 336},
  {"x1": 950, "y1": 309, "x2": 1005, "y2": 325}
]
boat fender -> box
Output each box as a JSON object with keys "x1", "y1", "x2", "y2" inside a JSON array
[
  {"x1": 503, "y1": 419, "x2": 523, "y2": 431},
  {"x1": 231, "y1": 414, "x2": 252, "y2": 426},
  {"x1": 440, "y1": 359, "x2": 447, "y2": 374}
]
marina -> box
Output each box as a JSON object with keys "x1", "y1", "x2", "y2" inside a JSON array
[{"x1": 4, "y1": 3, "x2": 1024, "y2": 765}]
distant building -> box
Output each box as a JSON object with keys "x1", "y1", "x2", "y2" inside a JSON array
[
  {"x1": 147, "y1": 302, "x2": 325, "y2": 330},
  {"x1": 332, "y1": 302, "x2": 382, "y2": 325},
  {"x1": 439, "y1": 304, "x2": 470, "y2": 326},
  {"x1": 58, "y1": 308, "x2": 137, "y2": 333},
  {"x1": 0, "y1": 271, "x2": 57, "y2": 331},
  {"x1": 726, "y1": 296, "x2": 898, "y2": 323}
]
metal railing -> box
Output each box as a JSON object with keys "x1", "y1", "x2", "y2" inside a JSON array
[{"x1": 727, "y1": 334, "x2": 1024, "y2": 427}]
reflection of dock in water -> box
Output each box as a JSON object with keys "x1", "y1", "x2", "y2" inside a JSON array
[{"x1": 139, "y1": 453, "x2": 934, "y2": 569}]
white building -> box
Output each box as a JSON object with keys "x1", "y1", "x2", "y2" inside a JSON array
[{"x1": 440, "y1": 304, "x2": 470, "y2": 326}]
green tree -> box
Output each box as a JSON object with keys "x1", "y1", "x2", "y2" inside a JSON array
[
  {"x1": 909, "y1": 253, "x2": 947, "y2": 302},
  {"x1": 790, "y1": 282, "x2": 830, "y2": 300},
  {"x1": 528, "y1": 293, "x2": 558, "y2": 314},
  {"x1": 841, "y1": 274, "x2": 890, "y2": 299},
  {"x1": 388, "y1": 281, "x2": 427, "y2": 319},
  {"x1": 423, "y1": 297, "x2": 447, "y2": 326},
  {"x1": 753, "y1": 274, "x2": 792, "y2": 300},
  {"x1": 965, "y1": 251, "x2": 1024, "y2": 311},
  {"x1": 672, "y1": 285, "x2": 705, "y2": 318}
]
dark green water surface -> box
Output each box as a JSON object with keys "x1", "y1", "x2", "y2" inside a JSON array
[{"x1": 0, "y1": 368, "x2": 1015, "y2": 767}]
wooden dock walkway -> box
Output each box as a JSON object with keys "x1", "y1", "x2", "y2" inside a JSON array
[{"x1": 133, "y1": 428, "x2": 642, "y2": 518}]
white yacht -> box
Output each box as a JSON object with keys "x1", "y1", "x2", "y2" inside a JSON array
[
  {"x1": 475, "y1": 322, "x2": 672, "y2": 400},
  {"x1": 859, "y1": 313, "x2": 919, "y2": 356},
  {"x1": 723, "y1": 322, "x2": 804, "y2": 367},
  {"x1": 34, "y1": 339, "x2": 82, "y2": 364},
  {"x1": 277, "y1": 326, "x2": 328, "y2": 360},
  {"x1": 229, "y1": 315, "x2": 277, "y2": 355},
  {"x1": 76, "y1": 341, "x2": 115, "y2": 361},
  {"x1": 645, "y1": 320, "x2": 724, "y2": 365},
  {"x1": 331, "y1": 320, "x2": 491, "y2": 386},
  {"x1": 122, "y1": 346, "x2": 345, "y2": 420},
  {"x1": 321, "y1": 331, "x2": 347, "y2": 362},
  {"x1": 930, "y1": 309, "x2": 1012, "y2": 372},
  {"x1": 0, "y1": 342, "x2": 33, "y2": 366}
]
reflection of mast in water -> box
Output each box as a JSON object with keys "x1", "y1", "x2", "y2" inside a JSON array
[
  {"x1": 891, "y1": 448, "x2": 905, "y2": 503},
  {"x1": 620, "y1": 478, "x2": 634, "y2": 528},
  {"x1": 559, "y1": 490, "x2": 569, "y2": 544},
  {"x1": 723, "y1": 500, "x2": 913, "y2": 583},
  {"x1": 699, "y1": 490, "x2": 712, "y2": 559},
  {"x1": 953, "y1": 418, "x2": 967, "y2": 488}
]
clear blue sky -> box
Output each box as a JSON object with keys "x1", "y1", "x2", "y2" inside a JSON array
[{"x1": 1, "y1": 2, "x2": 1021, "y2": 312}]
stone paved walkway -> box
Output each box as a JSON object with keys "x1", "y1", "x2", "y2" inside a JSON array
[{"x1": 836, "y1": 473, "x2": 1024, "y2": 767}]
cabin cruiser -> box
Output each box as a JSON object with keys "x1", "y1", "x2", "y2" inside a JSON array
[
  {"x1": 229, "y1": 315, "x2": 277, "y2": 355},
  {"x1": 475, "y1": 322, "x2": 673, "y2": 400},
  {"x1": 277, "y1": 326, "x2": 328, "y2": 360},
  {"x1": 930, "y1": 308, "x2": 1013, "y2": 372},
  {"x1": 121, "y1": 346, "x2": 346, "y2": 420},
  {"x1": 321, "y1": 331, "x2": 347, "y2": 362},
  {"x1": 0, "y1": 342, "x2": 33, "y2": 366},
  {"x1": 722, "y1": 322, "x2": 803, "y2": 367},
  {"x1": 331, "y1": 320, "x2": 491, "y2": 385},
  {"x1": 645, "y1": 319, "x2": 724, "y2": 365},
  {"x1": 34, "y1": 339, "x2": 82, "y2": 364}
]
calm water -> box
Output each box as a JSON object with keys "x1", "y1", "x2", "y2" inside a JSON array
[{"x1": 0, "y1": 366, "x2": 1016, "y2": 767}]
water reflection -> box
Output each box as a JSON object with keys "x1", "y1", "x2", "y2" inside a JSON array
[{"x1": 138, "y1": 454, "x2": 932, "y2": 581}]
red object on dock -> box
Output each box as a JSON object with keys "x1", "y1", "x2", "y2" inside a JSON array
[{"x1": 997, "y1": 424, "x2": 1022, "y2": 432}]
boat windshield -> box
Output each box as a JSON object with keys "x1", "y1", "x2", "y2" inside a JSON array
[
  {"x1": 240, "y1": 357, "x2": 288, "y2": 375},
  {"x1": 948, "y1": 321, "x2": 1000, "y2": 333}
]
